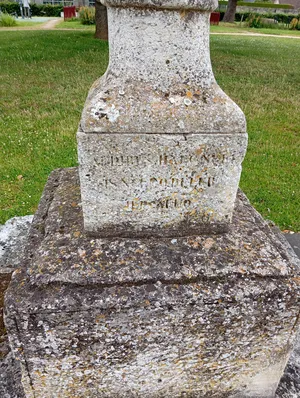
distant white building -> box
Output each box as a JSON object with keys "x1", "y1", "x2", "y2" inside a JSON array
[
  {"x1": 31, "y1": 0, "x2": 95, "y2": 6},
  {"x1": 279, "y1": 0, "x2": 300, "y2": 9}
]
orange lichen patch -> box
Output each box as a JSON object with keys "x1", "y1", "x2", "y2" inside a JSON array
[
  {"x1": 195, "y1": 146, "x2": 204, "y2": 156},
  {"x1": 203, "y1": 238, "x2": 215, "y2": 250},
  {"x1": 213, "y1": 96, "x2": 226, "y2": 104},
  {"x1": 186, "y1": 91, "x2": 193, "y2": 99}
]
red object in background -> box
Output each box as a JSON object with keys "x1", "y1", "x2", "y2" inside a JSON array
[
  {"x1": 64, "y1": 6, "x2": 76, "y2": 20},
  {"x1": 210, "y1": 12, "x2": 220, "y2": 25}
]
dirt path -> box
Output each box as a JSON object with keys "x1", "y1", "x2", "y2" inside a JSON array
[{"x1": 40, "y1": 18, "x2": 61, "y2": 30}]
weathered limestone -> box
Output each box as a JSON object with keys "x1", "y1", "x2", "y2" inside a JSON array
[
  {"x1": 0, "y1": 215, "x2": 33, "y2": 273},
  {"x1": 4, "y1": 0, "x2": 300, "y2": 396},
  {"x1": 4, "y1": 168, "x2": 300, "y2": 398},
  {"x1": 77, "y1": 0, "x2": 247, "y2": 236},
  {"x1": 78, "y1": 133, "x2": 247, "y2": 236}
]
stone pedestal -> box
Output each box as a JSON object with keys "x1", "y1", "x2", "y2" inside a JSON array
[
  {"x1": 4, "y1": 0, "x2": 300, "y2": 395},
  {"x1": 77, "y1": 0, "x2": 247, "y2": 237},
  {"x1": 5, "y1": 168, "x2": 300, "y2": 398}
]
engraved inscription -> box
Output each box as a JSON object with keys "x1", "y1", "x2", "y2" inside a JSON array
[
  {"x1": 93, "y1": 147, "x2": 229, "y2": 169},
  {"x1": 78, "y1": 132, "x2": 248, "y2": 233},
  {"x1": 158, "y1": 151, "x2": 226, "y2": 166},
  {"x1": 92, "y1": 174, "x2": 216, "y2": 190},
  {"x1": 125, "y1": 197, "x2": 192, "y2": 211},
  {"x1": 94, "y1": 155, "x2": 152, "y2": 167}
]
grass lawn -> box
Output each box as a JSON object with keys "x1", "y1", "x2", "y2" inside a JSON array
[
  {"x1": 210, "y1": 22, "x2": 300, "y2": 36},
  {"x1": 56, "y1": 19, "x2": 95, "y2": 30},
  {"x1": 13, "y1": 21, "x2": 43, "y2": 28},
  {"x1": 0, "y1": 21, "x2": 44, "y2": 28},
  {"x1": 0, "y1": 17, "x2": 46, "y2": 28},
  {"x1": 0, "y1": 31, "x2": 299, "y2": 231}
]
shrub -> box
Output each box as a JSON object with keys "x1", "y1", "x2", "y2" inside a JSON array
[
  {"x1": 0, "y1": 2, "x2": 19, "y2": 15},
  {"x1": 0, "y1": 13, "x2": 17, "y2": 27},
  {"x1": 0, "y1": 2, "x2": 63, "y2": 17},
  {"x1": 246, "y1": 13, "x2": 262, "y2": 27},
  {"x1": 30, "y1": 4, "x2": 63, "y2": 17},
  {"x1": 231, "y1": 11, "x2": 299, "y2": 24},
  {"x1": 237, "y1": 2, "x2": 294, "y2": 9},
  {"x1": 289, "y1": 17, "x2": 300, "y2": 29},
  {"x1": 78, "y1": 6, "x2": 95, "y2": 25},
  {"x1": 65, "y1": 16, "x2": 79, "y2": 22}
]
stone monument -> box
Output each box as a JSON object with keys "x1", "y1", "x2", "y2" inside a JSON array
[
  {"x1": 5, "y1": 0, "x2": 300, "y2": 396},
  {"x1": 78, "y1": 0, "x2": 247, "y2": 237}
]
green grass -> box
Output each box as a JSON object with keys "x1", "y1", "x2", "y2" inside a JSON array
[
  {"x1": 0, "y1": 31, "x2": 299, "y2": 231},
  {"x1": 0, "y1": 20, "x2": 46, "y2": 28},
  {"x1": 210, "y1": 22, "x2": 300, "y2": 36},
  {"x1": 0, "y1": 31, "x2": 108, "y2": 222},
  {"x1": 0, "y1": 13, "x2": 17, "y2": 27},
  {"x1": 56, "y1": 19, "x2": 95, "y2": 30},
  {"x1": 211, "y1": 35, "x2": 300, "y2": 231},
  {"x1": 15, "y1": 20, "x2": 45, "y2": 27}
]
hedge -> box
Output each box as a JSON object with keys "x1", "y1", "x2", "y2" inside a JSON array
[
  {"x1": 238, "y1": 2, "x2": 293, "y2": 9},
  {"x1": 236, "y1": 11, "x2": 299, "y2": 23},
  {"x1": 0, "y1": 2, "x2": 63, "y2": 17},
  {"x1": 219, "y1": 1, "x2": 294, "y2": 9},
  {"x1": 217, "y1": 10, "x2": 300, "y2": 23}
]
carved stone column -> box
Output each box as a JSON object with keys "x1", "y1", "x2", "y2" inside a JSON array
[{"x1": 77, "y1": 0, "x2": 248, "y2": 237}]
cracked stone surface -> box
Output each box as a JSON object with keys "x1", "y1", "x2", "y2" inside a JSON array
[{"x1": 4, "y1": 168, "x2": 300, "y2": 398}]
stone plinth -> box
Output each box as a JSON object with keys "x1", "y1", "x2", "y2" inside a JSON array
[
  {"x1": 77, "y1": 0, "x2": 248, "y2": 237},
  {"x1": 5, "y1": 168, "x2": 300, "y2": 398}
]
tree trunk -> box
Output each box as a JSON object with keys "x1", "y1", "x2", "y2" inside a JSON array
[
  {"x1": 222, "y1": 0, "x2": 238, "y2": 23},
  {"x1": 95, "y1": 0, "x2": 108, "y2": 40}
]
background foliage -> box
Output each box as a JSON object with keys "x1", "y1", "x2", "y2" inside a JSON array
[{"x1": 0, "y1": 2, "x2": 63, "y2": 17}]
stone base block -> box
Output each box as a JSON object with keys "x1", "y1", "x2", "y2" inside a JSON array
[{"x1": 5, "y1": 168, "x2": 300, "y2": 398}]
